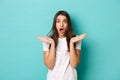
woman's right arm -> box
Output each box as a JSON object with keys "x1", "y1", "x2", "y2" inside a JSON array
[
  {"x1": 44, "y1": 42, "x2": 56, "y2": 70},
  {"x1": 37, "y1": 36, "x2": 56, "y2": 70}
]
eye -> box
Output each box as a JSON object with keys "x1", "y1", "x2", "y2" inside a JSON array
[
  {"x1": 63, "y1": 19, "x2": 67, "y2": 23},
  {"x1": 56, "y1": 19, "x2": 60, "y2": 23}
]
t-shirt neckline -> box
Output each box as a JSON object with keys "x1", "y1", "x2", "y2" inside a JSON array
[{"x1": 58, "y1": 37, "x2": 66, "y2": 40}]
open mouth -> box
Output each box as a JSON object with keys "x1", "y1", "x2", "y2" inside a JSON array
[{"x1": 59, "y1": 28, "x2": 64, "y2": 33}]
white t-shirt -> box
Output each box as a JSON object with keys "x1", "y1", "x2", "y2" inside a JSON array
[{"x1": 43, "y1": 37, "x2": 81, "y2": 80}]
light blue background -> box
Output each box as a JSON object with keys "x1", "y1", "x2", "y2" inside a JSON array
[{"x1": 0, "y1": 0, "x2": 120, "y2": 80}]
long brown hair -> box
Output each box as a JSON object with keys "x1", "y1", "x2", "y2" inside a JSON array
[{"x1": 47, "y1": 10, "x2": 76, "y2": 50}]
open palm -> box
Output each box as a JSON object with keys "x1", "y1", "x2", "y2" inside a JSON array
[
  {"x1": 37, "y1": 36, "x2": 54, "y2": 44},
  {"x1": 70, "y1": 33, "x2": 87, "y2": 43}
]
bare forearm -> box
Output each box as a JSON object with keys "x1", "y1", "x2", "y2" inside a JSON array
[
  {"x1": 69, "y1": 43, "x2": 79, "y2": 68},
  {"x1": 45, "y1": 44, "x2": 56, "y2": 69}
]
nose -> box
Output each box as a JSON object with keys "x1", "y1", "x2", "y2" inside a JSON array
[{"x1": 60, "y1": 22, "x2": 64, "y2": 27}]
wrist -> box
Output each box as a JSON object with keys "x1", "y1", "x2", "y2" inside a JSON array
[
  {"x1": 51, "y1": 42, "x2": 55, "y2": 46},
  {"x1": 70, "y1": 41, "x2": 74, "y2": 46},
  {"x1": 70, "y1": 40, "x2": 74, "y2": 44}
]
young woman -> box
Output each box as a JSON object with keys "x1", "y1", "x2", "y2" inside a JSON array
[{"x1": 37, "y1": 10, "x2": 86, "y2": 80}]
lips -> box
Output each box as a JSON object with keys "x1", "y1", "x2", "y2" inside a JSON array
[
  {"x1": 59, "y1": 28, "x2": 64, "y2": 33},
  {"x1": 60, "y1": 28, "x2": 64, "y2": 31}
]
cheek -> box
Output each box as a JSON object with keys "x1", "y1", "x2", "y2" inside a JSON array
[
  {"x1": 64, "y1": 24, "x2": 68, "y2": 30},
  {"x1": 56, "y1": 23, "x2": 59, "y2": 31},
  {"x1": 56, "y1": 23, "x2": 59, "y2": 27},
  {"x1": 56, "y1": 22, "x2": 61, "y2": 28}
]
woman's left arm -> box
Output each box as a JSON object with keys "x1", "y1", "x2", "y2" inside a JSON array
[
  {"x1": 69, "y1": 42, "x2": 80, "y2": 68},
  {"x1": 69, "y1": 33, "x2": 86, "y2": 68}
]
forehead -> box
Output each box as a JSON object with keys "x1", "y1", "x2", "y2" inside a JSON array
[{"x1": 56, "y1": 15, "x2": 67, "y2": 20}]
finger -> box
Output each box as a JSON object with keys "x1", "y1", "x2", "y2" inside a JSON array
[
  {"x1": 37, "y1": 36, "x2": 43, "y2": 40},
  {"x1": 47, "y1": 38, "x2": 53, "y2": 41},
  {"x1": 78, "y1": 34, "x2": 87, "y2": 39},
  {"x1": 47, "y1": 38, "x2": 54, "y2": 44},
  {"x1": 37, "y1": 36, "x2": 49, "y2": 43},
  {"x1": 72, "y1": 34, "x2": 86, "y2": 43},
  {"x1": 71, "y1": 37, "x2": 80, "y2": 43}
]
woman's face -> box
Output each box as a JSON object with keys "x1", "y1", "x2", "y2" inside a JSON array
[{"x1": 56, "y1": 15, "x2": 68, "y2": 38}]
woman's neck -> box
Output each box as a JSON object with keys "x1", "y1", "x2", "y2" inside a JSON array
[{"x1": 58, "y1": 35, "x2": 66, "y2": 38}]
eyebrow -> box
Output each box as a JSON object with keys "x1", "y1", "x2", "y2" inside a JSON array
[
  {"x1": 56, "y1": 18, "x2": 67, "y2": 21},
  {"x1": 56, "y1": 19, "x2": 60, "y2": 21}
]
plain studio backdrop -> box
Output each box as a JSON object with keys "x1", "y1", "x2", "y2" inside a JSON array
[{"x1": 0, "y1": 0, "x2": 120, "y2": 80}]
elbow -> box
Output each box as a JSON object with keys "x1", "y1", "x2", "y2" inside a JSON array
[
  {"x1": 44, "y1": 61, "x2": 55, "y2": 70},
  {"x1": 70, "y1": 61, "x2": 80, "y2": 68},
  {"x1": 48, "y1": 66, "x2": 54, "y2": 70},
  {"x1": 47, "y1": 64, "x2": 55, "y2": 70},
  {"x1": 70, "y1": 62, "x2": 78, "y2": 68},
  {"x1": 77, "y1": 60, "x2": 80, "y2": 64}
]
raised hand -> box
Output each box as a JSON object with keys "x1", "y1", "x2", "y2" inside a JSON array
[
  {"x1": 37, "y1": 36, "x2": 55, "y2": 44},
  {"x1": 70, "y1": 33, "x2": 87, "y2": 44}
]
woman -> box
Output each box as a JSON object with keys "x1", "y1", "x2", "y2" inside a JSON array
[{"x1": 37, "y1": 10, "x2": 86, "y2": 80}]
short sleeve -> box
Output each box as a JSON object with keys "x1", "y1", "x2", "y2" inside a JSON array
[
  {"x1": 75, "y1": 40, "x2": 82, "y2": 50},
  {"x1": 43, "y1": 42, "x2": 50, "y2": 51}
]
